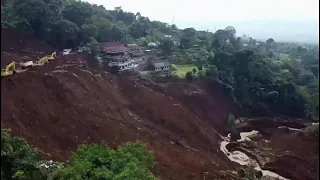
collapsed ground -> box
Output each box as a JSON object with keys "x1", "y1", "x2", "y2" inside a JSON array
[{"x1": 1, "y1": 29, "x2": 318, "y2": 180}]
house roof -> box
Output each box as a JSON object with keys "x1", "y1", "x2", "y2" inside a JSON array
[
  {"x1": 101, "y1": 42, "x2": 127, "y2": 53},
  {"x1": 154, "y1": 62, "x2": 170, "y2": 67}
]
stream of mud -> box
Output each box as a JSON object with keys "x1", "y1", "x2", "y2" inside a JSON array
[{"x1": 220, "y1": 130, "x2": 290, "y2": 180}]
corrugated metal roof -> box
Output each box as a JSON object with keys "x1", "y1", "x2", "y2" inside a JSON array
[{"x1": 101, "y1": 42, "x2": 127, "y2": 53}]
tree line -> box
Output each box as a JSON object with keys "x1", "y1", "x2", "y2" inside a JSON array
[{"x1": 1, "y1": 0, "x2": 318, "y2": 118}]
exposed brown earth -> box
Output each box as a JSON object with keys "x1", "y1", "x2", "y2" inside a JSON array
[
  {"x1": 1, "y1": 28, "x2": 240, "y2": 180},
  {"x1": 229, "y1": 119, "x2": 319, "y2": 180},
  {"x1": 1, "y1": 28, "x2": 318, "y2": 180}
]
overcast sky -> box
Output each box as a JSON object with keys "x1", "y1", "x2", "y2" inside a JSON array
[{"x1": 86, "y1": 0, "x2": 319, "y2": 43}]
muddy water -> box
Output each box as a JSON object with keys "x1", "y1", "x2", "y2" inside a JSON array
[
  {"x1": 220, "y1": 130, "x2": 290, "y2": 180},
  {"x1": 278, "y1": 126, "x2": 303, "y2": 132}
]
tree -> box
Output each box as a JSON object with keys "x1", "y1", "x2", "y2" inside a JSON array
[
  {"x1": 229, "y1": 37, "x2": 242, "y2": 51},
  {"x1": 57, "y1": 142, "x2": 158, "y2": 180},
  {"x1": 129, "y1": 21, "x2": 148, "y2": 39},
  {"x1": 49, "y1": 19, "x2": 80, "y2": 48},
  {"x1": 159, "y1": 38, "x2": 174, "y2": 57},
  {"x1": 109, "y1": 24, "x2": 127, "y2": 41},
  {"x1": 225, "y1": 26, "x2": 236, "y2": 37},
  {"x1": 1, "y1": 129, "x2": 158, "y2": 180},
  {"x1": 180, "y1": 28, "x2": 197, "y2": 49},
  {"x1": 11, "y1": 0, "x2": 64, "y2": 38},
  {"x1": 84, "y1": 16, "x2": 113, "y2": 42},
  {"x1": 185, "y1": 71, "x2": 193, "y2": 81},
  {"x1": 266, "y1": 38, "x2": 275, "y2": 51},
  {"x1": 1, "y1": 129, "x2": 50, "y2": 180},
  {"x1": 81, "y1": 23, "x2": 98, "y2": 42},
  {"x1": 1, "y1": 5, "x2": 31, "y2": 31},
  {"x1": 63, "y1": 1, "x2": 93, "y2": 27},
  {"x1": 266, "y1": 38, "x2": 274, "y2": 45}
]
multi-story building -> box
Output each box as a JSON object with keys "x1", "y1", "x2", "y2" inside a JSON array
[{"x1": 100, "y1": 42, "x2": 137, "y2": 71}]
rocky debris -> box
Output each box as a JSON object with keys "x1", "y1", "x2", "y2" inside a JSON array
[{"x1": 226, "y1": 126, "x2": 318, "y2": 180}]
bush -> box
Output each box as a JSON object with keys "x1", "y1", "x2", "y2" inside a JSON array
[
  {"x1": 1, "y1": 129, "x2": 158, "y2": 180},
  {"x1": 238, "y1": 163, "x2": 262, "y2": 180},
  {"x1": 227, "y1": 113, "x2": 236, "y2": 131},
  {"x1": 197, "y1": 66, "x2": 202, "y2": 71},
  {"x1": 185, "y1": 71, "x2": 193, "y2": 81},
  {"x1": 1, "y1": 129, "x2": 49, "y2": 180},
  {"x1": 56, "y1": 142, "x2": 158, "y2": 180},
  {"x1": 192, "y1": 68, "x2": 197, "y2": 74}
]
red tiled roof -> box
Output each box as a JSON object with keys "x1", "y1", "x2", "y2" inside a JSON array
[{"x1": 101, "y1": 42, "x2": 127, "y2": 53}]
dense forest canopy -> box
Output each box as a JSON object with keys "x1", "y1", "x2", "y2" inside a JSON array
[{"x1": 1, "y1": 0, "x2": 319, "y2": 119}]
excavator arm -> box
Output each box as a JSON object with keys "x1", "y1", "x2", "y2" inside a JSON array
[
  {"x1": 47, "y1": 52, "x2": 56, "y2": 60},
  {"x1": 1, "y1": 61, "x2": 16, "y2": 77},
  {"x1": 5, "y1": 61, "x2": 16, "y2": 72}
]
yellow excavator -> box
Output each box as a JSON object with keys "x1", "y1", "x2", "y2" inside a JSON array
[
  {"x1": 1, "y1": 61, "x2": 16, "y2": 77},
  {"x1": 33, "y1": 52, "x2": 56, "y2": 66},
  {"x1": 1, "y1": 51, "x2": 57, "y2": 77},
  {"x1": 47, "y1": 52, "x2": 56, "y2": 60},
  {"x1": 33, "y1": 56, "x2": 49, "y2": 66},
  {"x1": 1, "y1": 61, "x2": 30, "y2": 77}
]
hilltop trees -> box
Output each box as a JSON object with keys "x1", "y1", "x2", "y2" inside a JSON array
[
  {"x1": 1, "y1": 0, "x2": 319, "y2": 119},
  {"x1": 180, "y1": 28, "x2": 197, "y2": 49},
  {"x1": 1, "y1": 0, "x2": 172, "y2": 47}
]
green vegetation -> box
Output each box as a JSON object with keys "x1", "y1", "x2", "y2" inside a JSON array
[
  {"x1": 1, "y1": 129, "x2": 50, "y2": 180},
  {"x1": 227, "y1": 113, "x2": 236, "y2": 131},
  {"x1": 1, "y1": 129, "x2": 157, "y2": 180},
  {"x1": 173, "y1": 64, "x2": 197, "y2": 78},
  {"x1": 238, "y1": 163, "x2": 263, "y2": 180},
  {"x1": 1, "y1": 0, "x2": 318, "y2": 118}
]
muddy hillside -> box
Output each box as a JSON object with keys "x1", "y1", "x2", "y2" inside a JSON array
[
  {"x1": 2, "y1": 29, "x2": 319, "y2": 180},
  {"x1": 1, "y1": 29, "x2": 241, "y2": 179}
]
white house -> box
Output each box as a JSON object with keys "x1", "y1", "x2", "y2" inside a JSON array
[{"x1": 154, "y1": 62, "x2": 170, "y2": 72}]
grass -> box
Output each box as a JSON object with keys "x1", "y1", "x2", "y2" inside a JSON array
[
  {"x1": 174, "y1": 64, "x2": 198, "y2": 78},
  {"x1": 279, "y1": 53, "x2": 290, "y2": 60}
]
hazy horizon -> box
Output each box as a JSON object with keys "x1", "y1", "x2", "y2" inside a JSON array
[{"x1": 86, "y1": 0, "x2": 319, "y2": 43}]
